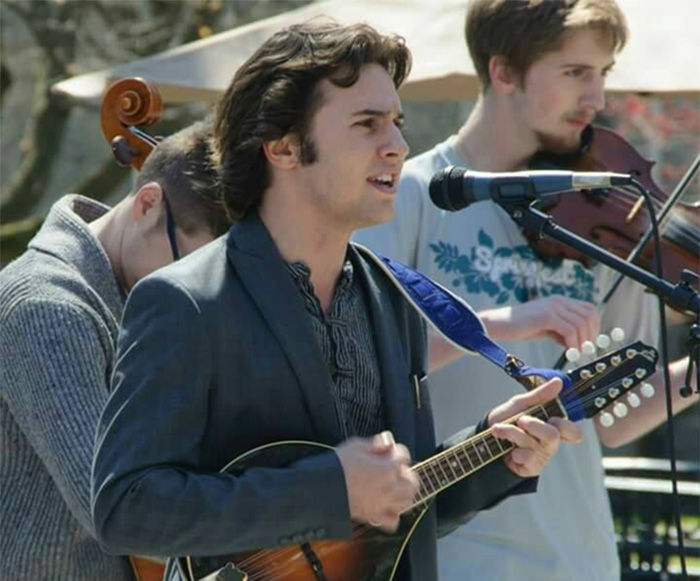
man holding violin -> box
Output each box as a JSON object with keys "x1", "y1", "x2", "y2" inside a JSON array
[{"x1": 355, "y1": 0, "x2": 698, "y2": 580}]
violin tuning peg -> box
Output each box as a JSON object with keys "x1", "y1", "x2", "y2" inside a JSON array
[
  {"x1": 581, "y1": 341, "x2": 596, "y2": 357},
  {"x1": 640, "y1": 382, "x2": 655, "y2": 399},
  {"x1": 565, "y1": 347, "x2": 581, "y2": 363},
  {"x1": 613, "y1": 402, "x2": 629, "y2": 418},
  {"x1": 595, "y1": 334, "x2": 611, "y2": 350},
  {"x1": 627, "y1": 393, "x2": 641, "y2": 408},
  {"x1": 610, "y1": 327, "x2": 625, "y2": 343},
  {"x1": 599, "y1": 412, "x2": 615, "y2": 428}
]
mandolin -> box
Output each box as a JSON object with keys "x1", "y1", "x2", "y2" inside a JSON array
[{"x1": 177, "y1": 341, "x2": 658, "y2": 581}]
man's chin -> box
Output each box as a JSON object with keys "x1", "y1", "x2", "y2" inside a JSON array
[
  {"x1": 356, "y1": 205, "x2": 395, "y2": 231},
  {"x1": 535, "y1": 130, "x2": 582, "y2": 155}
]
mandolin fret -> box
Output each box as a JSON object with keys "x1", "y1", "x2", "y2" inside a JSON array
[{"x1": 412, "y1": 401, "x2": 565, "y2": 505}]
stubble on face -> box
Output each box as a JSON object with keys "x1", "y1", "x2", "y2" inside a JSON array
[{"x1": 533, "y1": 126, "x2": 584, "y2": 155}]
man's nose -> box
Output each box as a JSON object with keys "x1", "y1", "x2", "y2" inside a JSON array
[
  {"x1": 581, "y1": 76, "x2": 606, "y2": 112},
  {"x1": 380, "y1": 124, "x2": 410, "y2": 160}
]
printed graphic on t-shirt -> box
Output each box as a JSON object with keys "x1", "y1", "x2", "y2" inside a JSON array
[{"x1": 430, "y1": 229, "x2": 596, "y2": 304}]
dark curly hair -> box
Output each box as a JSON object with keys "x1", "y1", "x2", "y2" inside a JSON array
[{"x1": 212, "y1": 20, "x2": 411, "y2": 221}]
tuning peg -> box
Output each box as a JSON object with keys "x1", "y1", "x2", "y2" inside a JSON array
[
  {"x1": 599, "y1": 412, "x2": 615, "y2": 427},
  {"x1": 627, "y1": 393, "x2": 641, "y2": 408},
  {"x1": 595, "y1": 334, "x2": 611, "y2": 350},
  {"x1": 581, "y1": 341, "x2": 596, "y2": 357},
  {"x1": 640, "y1": 382, "x2": 655, "y2": 398},
  {"x1": 565, "y1": 347, "x2": 581, "y2": 363},
  {"x1": 613, "y1": 402, "x2": 629, "y2": 418},
  {"x1": 610, "y1": 327, "x2": 625, "y2": 343}
]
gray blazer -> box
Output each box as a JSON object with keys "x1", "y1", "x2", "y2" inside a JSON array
[{"x1": 92, "y1": 213, "x2": 531, "y2": 580}]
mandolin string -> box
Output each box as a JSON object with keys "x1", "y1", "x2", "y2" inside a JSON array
[
  {"x1": 220, "y1": 352, "x2": 650, "y2": 577},
  {"x1": 407, "y1": 354, "x2": 650, "y2": 508},
  {"x1": 240, "y1": 353, "x2": 648, "y2": 574},
  {"x1": 236, "y1": 408, "x2": 624, "y2": 578}
]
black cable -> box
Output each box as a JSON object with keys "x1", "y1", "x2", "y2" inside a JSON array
[{"x1": 628, "y1": 177, "x2": 688, "y2": 581}]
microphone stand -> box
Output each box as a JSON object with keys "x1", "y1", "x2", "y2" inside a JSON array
[
  {"x1": 503, "y1": 197, "x2": 698, "y2": 581},
  {"x1": 509, "y1": 200, "x2": 700, "y2": 391},
  {"x1": 505, "y1": 204, "x2": 699, "y2": 315}
]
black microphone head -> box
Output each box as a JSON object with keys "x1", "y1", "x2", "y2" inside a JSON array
[{"x1": 429, "y1": 166, "x2": 468, "y2": 211}]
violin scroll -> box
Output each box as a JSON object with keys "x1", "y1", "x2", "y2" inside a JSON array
[{"x1": 100, "y1": 77, "x2": 163, "y2": 170}]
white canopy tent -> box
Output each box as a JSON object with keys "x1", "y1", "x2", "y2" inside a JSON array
[{"x1": 52, "y1": 0, "x2": 700, "y2": 104}]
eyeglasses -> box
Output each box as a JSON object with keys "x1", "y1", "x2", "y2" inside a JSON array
[{"x1": 164, "y1": 195, "x2": 180, "y2": 261}]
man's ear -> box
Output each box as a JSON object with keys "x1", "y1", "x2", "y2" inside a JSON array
[
  {"x1": 131, "y1": 182, "x2": 164, "y2": 221},
  {"x1": 263, "y1": 134, "x2": 300, "y2": 170},
  {"x1": 488, "y1": 55, "x2": 519, "y2": 94}
]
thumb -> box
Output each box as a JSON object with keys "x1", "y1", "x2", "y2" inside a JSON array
[{"x1": 366, "y1": 430, "x2": 395, "y2": 454}]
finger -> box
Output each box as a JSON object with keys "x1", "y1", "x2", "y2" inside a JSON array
[
  {"x1": 551, "y1": 306, "x2": 592, "y2": 348},
  {"x1": 374, "y1": 510, "x2": 401, "y2": 533},
  {"x1": 391, "y1": 443, "x2": 413, "y2": 466},
  {"x1": 398, "y1": 464, "x2": 420, "y2": 490},
  {"x1": 514, "y1": 378, "x2": 562, "y2": 412},
  {"x1": 549, "y1": 417, "x2": 583, "y2": 443},
  {"x1": 491, "y1": 423, "x2": 539, "y2": 450},
  {"x1": 515, "y1": 416, "x2": 561, "y2": 445},
  {"x1": 552, "y1": 297, "x2": 602, "y2": 347},
  {"x1": 508, "y1": 446, "x2": 538, "y2": 466},
  {"x1": 515, "y1": 417, "x2": 561, "y2": 453},
  {"x1": 389, "y1": 485, "x2": 419, "y2": 514},
  {"x1": 505, "y1": 452, "x2": 543, "y2": 478},
  {"x1": 503, "y1": 454, "x2": 537, "y2": 478},
  {"x1": 545, "y1": 315, "x2": 580, "y2": 348}
]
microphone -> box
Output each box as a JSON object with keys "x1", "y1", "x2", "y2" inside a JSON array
[{"x1": 429, "y1": 166, "x2": 633, "y2": 212}]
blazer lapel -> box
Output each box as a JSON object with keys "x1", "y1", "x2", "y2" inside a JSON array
[
  {"x1": 225, "y1": 214, "x2": 342, "y2": 444},
  {"x1": 350, "y1": 246, "x2": 416, "y2": 454}
]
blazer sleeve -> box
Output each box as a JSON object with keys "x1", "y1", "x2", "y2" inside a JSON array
[
  {"x1": 434, "y1": 418, "x2": 538, "y2": 538},
  {"x1": 92, "y1": 274, "x2": 352, "y2": 558}
]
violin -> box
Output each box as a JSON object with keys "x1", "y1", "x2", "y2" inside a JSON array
[
  {"x1": 100, "y1": 77, "x2": 162, "y2": 170},
  {"x1": 100, "y1": 77, "x2": 166, "y2": 581},
  {"x1": 529, "y1": 124, "x2": 699, "y2": 304}
]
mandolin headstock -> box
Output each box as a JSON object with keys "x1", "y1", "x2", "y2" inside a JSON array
[{"x1": 562, "y1": 340, "x2": 659, "y2": 426}]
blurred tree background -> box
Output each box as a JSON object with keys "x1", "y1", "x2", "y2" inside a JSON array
[
  {"x1": 0, "y1": 0, "x2": 312, "y2": 262},
  {"x1": 0, "y1": 0, "x2": 698, "y2": 462}
]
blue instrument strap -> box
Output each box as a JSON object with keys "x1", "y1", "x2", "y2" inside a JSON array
[{"x1": 354, "y1": 244, "x2": 582, "y2": 420}]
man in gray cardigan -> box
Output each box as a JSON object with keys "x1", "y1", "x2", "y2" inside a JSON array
[
  {"x1": 0, "y1": 121, "x2": 229, "y2": 580},
  {"x1": 92, "y1": 22, "x2": 581, "y2": 581}
]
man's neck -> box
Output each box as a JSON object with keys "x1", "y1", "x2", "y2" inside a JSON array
[
  {"x1": 259, "y1": 195, "x2": 350, "y2": 314},
  {"x1": 88, "y1": 203, "x2": 127, "y2": 291},
  {"x1": 452, "y1": 95, "x2": 538, "y2": 172}
]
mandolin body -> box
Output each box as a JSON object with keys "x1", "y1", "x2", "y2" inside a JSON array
[{"x1": 178, "y1": 441, "x2": 427, "y2": 581}]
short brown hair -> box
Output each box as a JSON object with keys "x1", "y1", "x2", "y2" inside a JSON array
[
  {"x1": 135, "y1": 119, "x2": 230, "y2": 237},
  {"x1": 213, "y1": 20, "x2": 411, "y2": 221},
  {"x1": 466, "y1": 0, "x2": 628, "y2": 91}
]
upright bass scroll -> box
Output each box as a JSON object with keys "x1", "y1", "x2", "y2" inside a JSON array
[{"x1": 100, "y1": 77, "x2": 162, "y2": 170}]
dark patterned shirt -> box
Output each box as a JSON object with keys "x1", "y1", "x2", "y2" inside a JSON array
[{"x1": 286, "y1": 259, "x2": 384, "y2": 438}]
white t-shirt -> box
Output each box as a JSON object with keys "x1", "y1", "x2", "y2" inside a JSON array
[{"x1": 354, "y1": 136, "x2": 658, "y2": 581}]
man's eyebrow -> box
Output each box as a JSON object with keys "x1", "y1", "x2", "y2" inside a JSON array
[
  {"x1": 352, "y1": 108, "x2": 405, "y2": 121},
  {"x1": 559, "y1": 60, "x2": 616, "y2": 71}
]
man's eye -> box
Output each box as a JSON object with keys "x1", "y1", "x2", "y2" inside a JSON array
[
  {"x1": 355, "y1": 118, "x2": 376, "y2": 129},
  {"x1": 564, "y1": 69, "x2": 584, "y2": 78}
]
